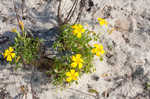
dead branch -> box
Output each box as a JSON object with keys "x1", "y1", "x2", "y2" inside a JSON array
[
  {"x1": 74, "y1": 0, "x2": 85, "y2": 23},
  {"x1": 57, "y1": 0, "x2": 63, "y2": 26},
  {"x1": 64, "y1": 0, "x2": 79, "y2": 24}
]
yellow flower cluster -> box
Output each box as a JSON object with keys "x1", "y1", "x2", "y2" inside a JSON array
[
  {"x1": 92, "y1": 44, "x2": 105, "y2": 56},
  {"x1": 72, "y1": 24, "x2": 85, "y2": 38},
  {"x1": 71, "y1": 54, "x2": 84, "y2": 69},
  {"x1": 65, "y1": 44, "x2": 105, "y2": 82},
  {"x1": 3, "y1": 47, "x2": 16, "y2": 62},
  {"x1": 66, "y1": 54, "x2": 84, "y2": 82},
  {"x1": 98, "y1": 18, "x2": 108, "y2": 27},
  {"x1": 66, "y1": 69, "x2": 79, "y2": 82}
]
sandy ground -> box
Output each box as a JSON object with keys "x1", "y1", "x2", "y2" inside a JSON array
[{"x1": 0, "y1": 0, "x2": 150, "y2": 99}]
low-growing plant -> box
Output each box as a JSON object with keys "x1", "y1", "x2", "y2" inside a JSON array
[
  {"x1": 0, "y1": 0, "x2": 114, "y2": 88},
  {"x1": 0, "y1": 20, "x2": 42, "y2": 69},
  {"x1": 1, "y1": 16, "x2": 110, "y2": 87},
  {"x1": 49, "y1": 18, "x2": 108, "y2": 86},
  {"x1": 13, "y1": 21, "x2": 43, "y2": 68}
]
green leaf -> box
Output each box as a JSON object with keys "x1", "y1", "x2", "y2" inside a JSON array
[
  {"x1": 88, "y1": 89, "x2": 99, "y2": 95},
  {"x1": 99, "y1": 57, "x2": 103, "y2": 61}
]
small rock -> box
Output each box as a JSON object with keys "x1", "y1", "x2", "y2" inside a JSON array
[
  {"x1": 106, "y1": 52, "x2": 117, "y2": 66},
  {"x1": 91, "y1": 75, "x2": 99, "y2": 81},
  {"x1": 115, "y1": 17, "x2": 131, "y2": 32}
]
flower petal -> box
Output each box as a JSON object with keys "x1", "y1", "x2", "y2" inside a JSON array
[
  {"x1": 75, "y1": 72, "x2": 79, "y2": 77},
  {"x1": 66, "y1": 72, "x2": 71, "y2": 76},
  {"x1": 72, "y1": 25, "x2": 76, "y2": 29},
  {"x1": 7, "y1": 55, "x2": 12, "y2": 62},
  {"x1": 72, "y1": 24, "x2": 78, "y2": 28},
  {"x1": 71, "y1": 62, "x2": 77, "y2": 68},
  {"x1": 11, "y1": 53, "x2": 16, "y2": 58},
  {"x1": 91, "y1": 48, "x2": 96, "y2": 53},
  {"x1": 98, "y1": 18, "x2": 103, "y2": 21},
  {"x1": 72, "y1": 56, "x2": 76, "y2": 61},
  {"x1": 70, "y1": 69, "x2": 75, "y2": 74},
  {"x1": 77, "y1": 33, "x2": 81, "y2": 38},
  {"x1": 78, "y1": 63, "x2": 83, "y2": 69},
  {"x1": 9, "y1": 47, "x2": 14, "y2": 52},
  {"x1": 72, "y1": 77, "x2": 78, "y2": 81},
  {"x1": 80, "y1": 58, "x2": 84, "y2": 63},
  {"x1": 94, "y1": 44, "x2": 99, "y2": 48},
  {"x1": 96, "y1": 52, "x2": 101, "y2": 56},
  {"x1": 73, "y1": 30, "x2": 78, "y2": 35},
  {"x1": 76, "y1": 54, "x2": 81, "y2": 58},
  {"x1": 3, "y1": 50, "x2": 9, "y2": 58},
  {"x1": 3, "y1": 53, "x2": 7, "y2": 58},
  {"x1": 66, "y1": 77, "x2": 72, "y2": 82},
  {"x1": 99, "y1": 44, "x2": 104, "y2": 49},
  {"x1": 78, "y1": 24, "x2": 82, "y2": 28},
  {"x1": 5, "y1": 49, "x2": 9, "y2": 54},
  {"x1": 100, "y1": 20, "x2": 108, "y2": 26},
  {"x1": 81, "y1": 29, "x2": 85, "y2": 33},
  {"x1": 101, "y1": 50, "x2": 105, "y2": 55}
]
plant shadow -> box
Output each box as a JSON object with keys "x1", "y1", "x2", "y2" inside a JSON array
[{"x1": 0, "y1": 25, "x2": 60, "y2": 99}]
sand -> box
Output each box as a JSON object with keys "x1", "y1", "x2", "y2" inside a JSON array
[{"x1": 0, "y1": 0, "x2": 150, "y2": 99}]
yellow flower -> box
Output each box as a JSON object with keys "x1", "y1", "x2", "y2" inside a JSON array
[
  {"x1": 92, "y1": 44, "x2": 105, "y2": 56},
  {"x1": 72, "y1": 24, "x2": 85, "y2": 38},
  {"x1": 66, "y1": 69, "x2": 79, "y2": 82},
  {"x1": 3, "y1": 47, "x2": 16, "y2": 62},
  {"x1": 71, "y1": 54, "x2": 84, "y2": 69},
  {"x1": 11, "y1": 28, "x2": 17, "y2": 33},
  {"x1": 97, "y1": 18, "x2": 108, "y2": 27},
  {"x1": 19, "y1": 21, "x2": 24, "y2": 31}
]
